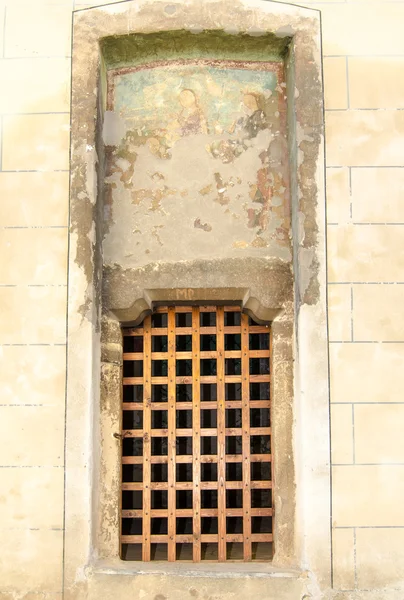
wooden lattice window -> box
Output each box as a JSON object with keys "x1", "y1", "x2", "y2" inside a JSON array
[{"x1": 120, "y1": 305, "x2": 273, "y2": 562}]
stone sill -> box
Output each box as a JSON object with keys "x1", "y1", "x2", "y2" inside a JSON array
[{"x1": 90, "y1": 558, "x2": 303, "y2": 580}]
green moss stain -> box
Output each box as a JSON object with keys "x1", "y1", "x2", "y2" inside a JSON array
[{"x1": 101, "y1": 30, "x2": 290, "y2": 70}]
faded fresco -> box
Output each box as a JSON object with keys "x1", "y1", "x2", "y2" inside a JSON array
[{"x1": 103, "y1": 61, "x2": 291, "y2": 267}]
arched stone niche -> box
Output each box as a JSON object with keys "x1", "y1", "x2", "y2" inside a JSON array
[{"x1": 66, "y1": 1, "x2": 330, "y2": 599}]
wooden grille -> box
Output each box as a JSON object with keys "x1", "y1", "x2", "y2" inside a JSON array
[{"x1": 120, "y1": 305, "x2": 273, "y2": 562}]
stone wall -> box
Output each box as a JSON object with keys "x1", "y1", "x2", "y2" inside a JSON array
[{"x1": 0, "y1": 0, "x2": 403, "y2": 598}]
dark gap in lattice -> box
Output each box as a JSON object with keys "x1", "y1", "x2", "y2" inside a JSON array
[
  {"x1": 201, "y1": 463, "x2": 217, "y2": 481},
  {"x1": 201, "y1": 334, "x2": 216, "y2": 351},
  {"x1": 123, "y1": 385, "x2": 143, "y2": 402},
  {"x1": 152, "y1": 360, "x2": 167, "y2": 377},
  {"x1": 152, "y1": 313, "x2": 167, "y2": 328},
  {"x1": 225, "y1": 333, "x2": 241, "y2": 350},
  {"x1": 250, "y1": 408, "x2": 270, "y2": 427},
  {"x1": 202, "y1": 517, "x2": 218, "y2": 534},
  {"x1": 176, "y1": 359, "x2": 192, "y2": 376},
  {"x1": 123, "y1": 336, "x2": 143, "y2": 353},
  {"x1": 201, "y1": 436, "x2": 217, "y2": 454},
  {"x1": 152, "y1": 517, "x2": 167, "y2": 534},
  {"x1": 122, "y1": 490, "x2": 142, "y2": 509},
  {"x1": 152, "y1": 384, "x2": 168, "y2": 402},
  {"x1": 176, "y1": 410, "x2": 192, "y2": 429},
  {"x1": 225, "y1": 383, "x2": 241, "y2": 401},
  {"x1": 249, "y1": 333, "x2": 269, "y2": 350},
  {"x1": 201, "y1": 359, "x2": 217, "y2": 376},
  {"x1": 122, "y1": 410, "x2": 143, "y2": 430},
  {"x1": 176, "y1": 517, "x2": 192, "y2": 534},
  {"x1": 176, "y1": 464, "x2": 192, "y2": 482},
  {"x1": 176, "y1": 334, "x2": 192, "y2": 351},
  {"x1": 225, "y1": 358, "x2": 241, "y2": 375},
  {"x1": 176, "y1": 312, "x2": 192, "y2": 327},
  {"x1": 122, "y1": 438, "x2": 143, "y2": 456},
  {"x1": 122, "y1": 464, "x2": 142, "y2": 482},
  {"x1": 226, "y1": 409, "x2": 242, "y2": 428},
  {"x1": 123, "y1": 360, "x2": 143, "y2": 377},
  {"x1": 201, "y1": 409, "x2": 217, "y2": 428},
  {"x1": 152, "y1": 334, "x2": 168, "y2": 352},
  {"x1": 226, "y1": 463, "x2": 242, "y2": 481},
  {"x1": 176, "y1": 384, "x2": 192, "y2": 402},
  {"x1": 201, "y1": 383, "x2": 217, "y2": 401},
  {"x1": 200, "y1": 312, "x2": 216, "y2": 327},
  {"x1": 152, "y1": 410, "x2": 168, "y2": 429},
  {"x1": 177, "y1": 490, "x2": 192, "y2": 509}
]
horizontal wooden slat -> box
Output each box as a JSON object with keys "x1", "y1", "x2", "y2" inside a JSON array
[
  {"x1": 121, "y1": 349, "x2": 270, "y2": 361},
  {"x1": 121, "y1": 480, "x2": 270, "y2": 491},
  {"x1": 248, "y1": 350, "x2": 270, "y2": 358},
  {"x1": 250, "y1": 427, "x2": 271, "y2": 436},
  {"x1": 122, "y1": 427, "x2": 270, "y2": 438},
  {"x1": 250, "y1": 481, "x2": 273, "y2": 489},
  {"x1": 251, "y1": 534, "x2": 273, "y2": 542},
  {"x1": 121, "y1": 400, "x2": 271, "y2": 411},
  {"x1": 122, "y1": 427, "x2": 241, "y2": 438},
  {"x1": 123, "y1": 375, "x2": 272, "y2": 386},
  {"x1": 122, "y1": 453, "x2": 272, "y2": 465},
  {"x1": 122, "y1": 375, "x2": 272, "y2": 386},
  {"x1": 249, "y1": 326, "x2": 270, "y2": 334},
  {"x1": 249, "y1": 375, "x2": 271, "y2": 383},
  {"x1": 121, "y1": 507, "x2": 273, "y2": 519}
]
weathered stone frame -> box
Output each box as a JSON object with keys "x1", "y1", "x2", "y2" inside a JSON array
[{"x1": 66, "y1": 1, "x2": 329, "y2": 598}]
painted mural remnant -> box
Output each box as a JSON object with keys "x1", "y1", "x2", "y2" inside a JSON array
[{"x1": 104, "y1": 61, "x2": 290, "y2": 267}]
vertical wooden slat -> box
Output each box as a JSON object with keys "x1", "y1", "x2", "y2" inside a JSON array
[
  {"x1": 192, "y1": 307, "x2": 201, "y2": 562},
  {"x1": 241, "y1": 313, "x2": 252, "y2": 560},
  {"x1": 167, "y1": 307, "x2": 176, "y2": 561},
  {"x1": 142, "y1": 316, "x2": 152, "y2": 561},
  {"x1": 216, "y1": 306, "x2": 226, "y2": 561}
]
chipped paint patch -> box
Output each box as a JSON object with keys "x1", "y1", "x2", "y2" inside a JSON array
[{"x1": 103, "y1": 59, "x2": 291, "y2": 267}]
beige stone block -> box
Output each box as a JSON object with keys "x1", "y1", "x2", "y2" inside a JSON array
[
  {"x1": 326, "y1": 110, "x2": 404, "y2": 167},
  {"x1": 0, "y1": 345, "x2": 66, "y2": 406},
  {"x1": 324, "y1": 57, "x2": 347, "y2": 110},
  {"x1": 8, "y1": 0, "x2": 71, "y2": 4},
  {"x1": 0, "y1": 58, "x2": 70, "y2": 113},
  {"x1": 0, "y1": 7, "x2": 4, "y2": 60},
  {"x1": 328, "y1": 224, "x2": 404, "y2": 283},
  {"x1": 0, "y1": 171, "x2": 69, "y2": 227},
  {"x1": 75, "y1": 0, "x2": 125, "y2": 4},
  {"x1": 0, "y1": 529, "x2": 63, "y2": 592},
  {"x1": 353, "y1": 284, "x2": 404, "y2": 342},
  {"x1": 0, "y1": 467, "x2": 63, "y2": 529},
  {"x1": 326, "y1": 168, "x2": 350, "y2": 224},
  {"x1": 4, "y1": 6, "x2": 71, "y2": 58},
  {"x1": 332, "y1": 528, "x2": 355, "y2": 591},
  {"x1": 0, "y1": 229, "x2": 68, "y2": 285},
  {"x1": 0, "y1": 406, "x2": 64, "y2": 466},
  {"x1": 330, "y1": 343, "x2": 404, "y2": 404},
  {"x1": 328, "y1": 284, "x2": 351, "y2": 342},
  {"x1": 349, "y1": 57, "x2": 404, "y2": 109},
  {"x1": 319, "y1": 3, "x2": 404, "y2": 56},
  {"x1": 0, "y1": 595, "x2": 61, "y2": 600},
  {"x1": 332, "y1": 465, "x2": 404, "y2": 526},
  {"x1": 331, "y1": 404, "x2": 353, "y2": 465},
  {"x1": 0, "y1": 287, "x2": 66, "y2": 344},
  {"x1": 2, "y1": 114, "x2": 70, "y2": 171},
  {"x1": 351, "y1": 168, "x2": 404, "y2": 224},
  {"x1": 356, "y1": 528, "x2": 404, "y2": 589},
  {"x1": 355, "y1": 404, "x2": 404, "y2": 464}
]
